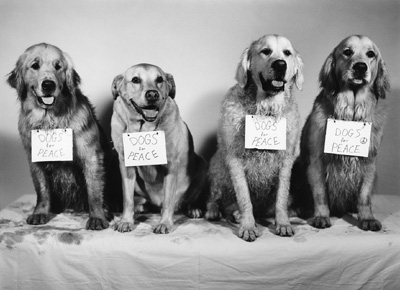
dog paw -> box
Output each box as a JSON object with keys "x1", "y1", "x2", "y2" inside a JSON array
[
  {"x1": 27, "y1": 214, "x2": 50, "y2": 225},
  {"x1": 231, "y1": 210, "x2": 241, "y2": 224},
  {"x1": 238, "y1": 225, "x2": 259, "y2": 242},
  {"x1": 187, "y1": 208, "x2": 203, "y2": 219},
  {"x1": 86, "y1": 217, "x2": 109, "y2": 230},
  {"x1": 205, "y1": 204, "x2": 221, "y2": 221},
  {"x1": 114, "y1": 221, "x2": 134, "y2": 233},
  {"x1": 154, "y1": 223, "x2": 171, "y2": 234},
  {"x1": 312, "y1": 216, "x2": 332, "y2": 229},
  {"x1": 276, "y1": 224, "x2": 294, "y2": 237},
  {"x1": 359, "y1": 219, "x2": 382, "y2": 231}
]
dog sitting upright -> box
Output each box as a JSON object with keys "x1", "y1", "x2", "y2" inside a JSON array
[
  {"x1": 111, "y1": 63, "x2": 208, "y2": 234},
  {"x1": 7, "y1": 43, "x2": 118, "y2": 230},
  {"x1": 206, "y1": 35, "x2": 304, "y2": 242},
  {"x1": 291, "y1": 35, "x2": 390, "y2": 231}
]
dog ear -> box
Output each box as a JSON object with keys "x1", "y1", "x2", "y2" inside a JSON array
[
  {"x1": 7, "y1": 53, "x2": 28, "y2": 97},
  {"x1": 166, "y1": 73, "x2": 176, "y2": 99},
  {"x1": 294, "y1": 54, "x2": 304, "y2": 91},
  {"x1": 319, "y1": 52, "x2": 337, "y2": 95},
  {"x1": 235, "y1": 48, "x2": 250, "y2": 88},
  {"x1": 112, "y1": 74, "x2": 124, "y2": 100},
  {"x1": 373, "y1": 57, "x2": 390, "y2": 99},
  {"x1": 64, "y1": 53, "x2": 81, "y2": 95}
]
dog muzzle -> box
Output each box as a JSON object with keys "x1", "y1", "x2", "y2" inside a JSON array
[
  {"x1": 33, "y1": 90, "x2": 56, "y2": 107},
  {"x1": 129, "y1": 99, "x2": 159, "y2": 123},
  {"x1": 259, "y1": 73, "x2": 286, "y2": 93}
]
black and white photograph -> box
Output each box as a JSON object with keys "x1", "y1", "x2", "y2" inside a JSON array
[{"x1": 0, "y1": 0, "x2": 399, "y2": 289}]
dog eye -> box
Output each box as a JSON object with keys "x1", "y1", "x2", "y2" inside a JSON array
[
  {"x1": 343, "y1": 49, "x2": 353, "y2": 57},
  {"x1": 131, "y1": 77, "x2": 141, "y2": 84},
  {"x1": 260, "y1": 48, "x2": 272, "y2": 56},
  {"x1": 31, "y1": 63, "x2": 40, "y2": 70},
  {"x1": 283, "y1": 50, "x2": 292, "y2": 56},
  {"x1": 54, "y1": 62, "x2": 62, "y2": 70},
  {"x1": 366, "y1": 51, "x2": 376, "y2": 58},
  {"x1": 156, "y1": 76, "x2": 164, "y2": 83}
]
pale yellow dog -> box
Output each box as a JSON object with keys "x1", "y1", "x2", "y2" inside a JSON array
[
  {"x1": 206, "y1": 35, "x2": 304, "y2": 242},
  {"x1": 111, "y1": 63, "x2": 207, "y2": 234}
]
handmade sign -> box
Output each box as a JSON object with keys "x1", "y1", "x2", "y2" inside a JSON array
[
  {"x1": 123, "y1": 131, "x2": 167, "y2": 166},
  {"x1": 245, "y1": 115, "x2": 286, "y2": 150},
  {"x1": 324, "y1": 119, "x2": 371, "y2": 157},
  {"x1": 31, "y1": 129, "x2": 73, "y2": 162}
]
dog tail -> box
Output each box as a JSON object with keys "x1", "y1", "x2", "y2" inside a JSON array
[
  {"x1": 184, "y1": 154, "x2": 210, "y2": 213},
  {"x1": 101, "y1": 128, "x2": 123, "y2": 214},
  {"x1": 289, "y1": 156, "x2": 314, "y2": 218}
]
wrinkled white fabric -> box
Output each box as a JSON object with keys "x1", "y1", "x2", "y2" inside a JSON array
[{"x1": 0, "y1": 194, "x2": 399, "y2": 290}]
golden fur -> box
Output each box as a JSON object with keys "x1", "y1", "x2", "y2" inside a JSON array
[
  {"x1": 291, "y1": 35, "x2": 390, "y2": 231},
  {"x1": 206, "y1": 35, "x2": 304, "y2": 242},
  {"x1": 7, "y1": 43, "x2": 118, "y2": 230},
  {"x1": 111, "y1": 63, "x2": 208, "y2": 234}
]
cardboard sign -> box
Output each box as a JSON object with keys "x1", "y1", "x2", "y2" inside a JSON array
[
  {"x1": 123, "y1": 131, "x2": 167, "y2": 166},
  {"x1": 245, "y1": 115, "x2": 286, "y2": 150},
  {"x1": 31, "y1": 129, "x2": 73, "y2": 162},
  {"x1": 324, "y1": 119, "x2": 372, "y2": 157}
]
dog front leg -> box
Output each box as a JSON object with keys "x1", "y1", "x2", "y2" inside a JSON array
[
  {"x1": 227, "y1": 156, "x2": 259, "y2": 242},
  {"x1": 308, "y1": 156, "x2": 331, "y2": 228},
  {"x1": 275, "y1": 156, "x2": 295, "y2": 236},
  {"x1": 154, "y1": 171, "x2": 178, "y2": 234},
  {"x1": 357, "y1": 161, "x2": 381, "y2": 231},
  {"x1": 27, "y1": 163, "x2": 51, "y2": 225},
  {"x1": 114, "y1": 163, "x2": 136, "y2": 233},
  {"x1": 83, "y1": 153, "x2": 109, "y2": 230}
]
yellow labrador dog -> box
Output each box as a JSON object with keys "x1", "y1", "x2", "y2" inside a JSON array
[
  {"x1": 111, "y1": 63, "x2": 208, "y2": 234},
  {"x1": 291, "y1": 35, "x2": 390, "y2": 231},
  {"x1": 206, "y1": 35, "x2": 304, "y2": 242}
]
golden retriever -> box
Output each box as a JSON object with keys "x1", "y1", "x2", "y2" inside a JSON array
[
  {"x1": 291, "y1": 35, "x2": 390, "y2": 231},
  {"x1": 111, "y1": 63, "x2": 208, "y2": 234},
  {"x1": 7, "y1": 43, "x2": 120, "y2": 230},
  {"x1": 205, "y1": 34, "x2": 304, "y2": 242}
]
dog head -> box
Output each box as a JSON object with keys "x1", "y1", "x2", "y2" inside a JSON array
[
  {"x1": 112, "y1": 64, "x2": 176, "y2": 123},
  {"x1": 235, "y1": 34, "x2": 304, "y2": 95},
  {"x1": 319, "y1": 35, "x2": 390, "y2": 98},
  {"x1": 7, "y1": 43, "x2": 81, "y2": 110}
]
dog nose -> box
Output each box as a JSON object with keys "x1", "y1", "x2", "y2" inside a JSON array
[
  {"x1": 353, "y1": 62, "x2": 368, "y2": 74},
  {"x1": 271, "y1": 60, "x2": 287, "y2": 74},
  {"x1": 41, "y1": 80, "x2": 56, "y2": 92},
  {"x1": 145, "y1": 90, "x2": 159, "y2": 102}
]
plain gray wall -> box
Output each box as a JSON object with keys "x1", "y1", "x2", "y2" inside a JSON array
[{"x1": 1, "y1": 0, "x2": 399, "y2": 209}]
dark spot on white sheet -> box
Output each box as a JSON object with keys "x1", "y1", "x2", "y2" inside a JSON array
[{"x1": 58, "y1": 232, "x2": 83, "y2": 245}]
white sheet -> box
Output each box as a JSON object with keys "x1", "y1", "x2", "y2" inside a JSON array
[{"x1": 1, "y1": 194, "x2": 399, "y2": 290}]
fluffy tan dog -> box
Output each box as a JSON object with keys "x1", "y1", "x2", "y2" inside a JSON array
[
  {"x1": 291, "y1": 35, "x2": 390, "y2": 231},
  {"x1": 7, "y1": 43, "x2": 119, "y2": 230},
  {"x1": 206, "y1": 35, "x2": 304, "y2": 242},
  {"x1": 111, "y1": 63, "x2": 207, "y2": 234}
]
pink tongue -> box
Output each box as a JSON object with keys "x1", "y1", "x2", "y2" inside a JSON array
[
  {"x1": 143, "y1": 109, "x2": 158, "y2": 118},
  {"x1": 272, "y1": 80, "x2": 284, "y2": 87},
  {"x1": 41, "y1": 96, "x2": 55, "y2": 105}
]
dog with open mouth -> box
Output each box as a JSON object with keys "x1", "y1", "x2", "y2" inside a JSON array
[
  {"x1": 111, "y1": 63, "x2": 208, "y2": 234},
  {"x1": 290, "y1": 35, "x2": 390, "y2": 231},
  {"x1": 7, "y1": 43, "x2": 121, "y2": 230},
  {"x1": 205, "y1": 34, "x2": 304, "y2": 242}
]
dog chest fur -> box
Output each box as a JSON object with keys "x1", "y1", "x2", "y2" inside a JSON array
[{"x1": 214, "y1": 85, "x2": 299, "y2": 215}]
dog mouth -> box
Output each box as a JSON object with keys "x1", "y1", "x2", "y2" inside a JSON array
[
  {"x1": 130, "y1": 100, "x2": 159, "y2": 122},
  {"x1": 259, "y1": 73, "x2": 286, "y2": 92},
  {"x1": 350, "y1": 78, "x2": 366, "y2": 85},
  {"x1": 33, "y1": 89, "x2": 56, "y2": 107}
]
